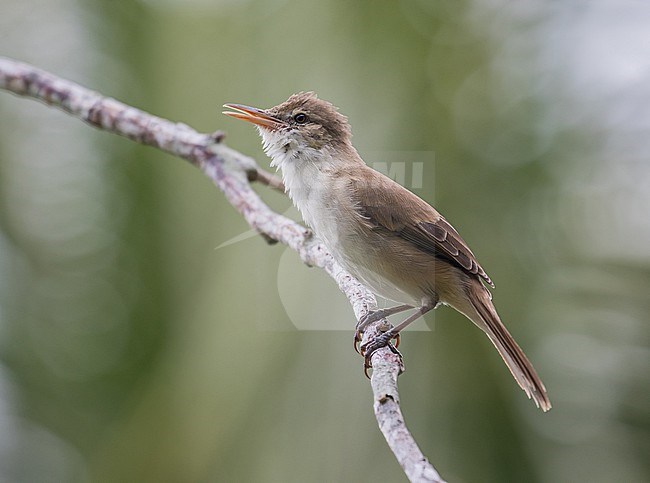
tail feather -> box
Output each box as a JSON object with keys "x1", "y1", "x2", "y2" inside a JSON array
[{"x1": 466, "y1": 282, "x2": 551, "y2": 411}]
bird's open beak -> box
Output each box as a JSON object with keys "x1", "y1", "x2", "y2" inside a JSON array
[{"x1": 222, "y1": 103, "x2": 285, "y2": 130}]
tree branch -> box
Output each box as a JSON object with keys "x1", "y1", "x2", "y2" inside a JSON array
[{"x1": 0, "y1": 56, "x2": 445, "y2": 483}]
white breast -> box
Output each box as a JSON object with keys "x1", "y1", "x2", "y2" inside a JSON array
[
  {"x1": 279, "y1": 156, "x2": 343, "y2": 252},
  {"x1": 260, "y1": 127, "x2": 341, "y2": 246},
  {"x1": 259, "y1": 128, "x2": 420, "y2": 306}
]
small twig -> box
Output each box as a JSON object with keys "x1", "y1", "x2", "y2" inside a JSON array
[
  {"x1": 0, "y1": 56, "x2": 444, "y2": 483},
  {"x1": 246, "y1": 166, "x2": 285, "y2": 192}
]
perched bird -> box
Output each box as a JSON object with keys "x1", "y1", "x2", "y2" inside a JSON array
[{"x1": 223, "y1": 92, "x2": 551, "y2": 411}]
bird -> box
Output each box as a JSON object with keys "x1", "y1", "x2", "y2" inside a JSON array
[{"x1": 223, "y1": 92, "x2": 551, "y2": 411}]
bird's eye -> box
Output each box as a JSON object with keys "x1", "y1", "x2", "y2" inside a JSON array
[{"x1": 293, "y1": 113, "x2": 308, "y2": 124}]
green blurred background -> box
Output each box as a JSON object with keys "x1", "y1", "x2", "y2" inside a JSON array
[{"x1": 1, "y1": 1, "x2": 648, "y2": 482}]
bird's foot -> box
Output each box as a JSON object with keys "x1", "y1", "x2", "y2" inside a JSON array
[
  {"x1": 353, "y1": 305, "x2": 411, "y2": 353},
  {"x1": 354, "y1": 323, "x2": 401, "y2": 354},
  {"x1": 360, "y1": 327, "x2": 402, "y2": 378}
]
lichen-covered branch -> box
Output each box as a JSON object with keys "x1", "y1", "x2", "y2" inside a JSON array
[
  {"x1": 0, "y1": 56, "x2": 445, "y2": 483},
  {"x1": 366, "y1": 321, "x2": 446, "y2": 483}
]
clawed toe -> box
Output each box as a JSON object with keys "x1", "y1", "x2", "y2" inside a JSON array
[
  {"x1": 360, "y1": 329, "x2": 403, "y2": 377},
  {"x1": 360, "y1": 329, "x2": 394, "y2": 357},
  {"x1": 362, "y1": 341, "x2": 403, "y2": 378},
  {"x1": 355, "y1": 305, "x2": 413, "y2": 375},
  {"x1": 353, "y1": 329, "x2": 363, "y2": 354}
]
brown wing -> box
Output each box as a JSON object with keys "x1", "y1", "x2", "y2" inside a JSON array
[{"x1": 349, "y1": 168, "x2": 494, "y2": 287}]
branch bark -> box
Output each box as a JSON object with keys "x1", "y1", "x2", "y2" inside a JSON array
[{"x1": 0, "y1": 57, "x2": 445, "y2": 483}]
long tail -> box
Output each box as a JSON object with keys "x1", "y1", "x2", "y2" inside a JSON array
[{"x1": 464, "y1": 280, "x2": 551, "y2": 411}]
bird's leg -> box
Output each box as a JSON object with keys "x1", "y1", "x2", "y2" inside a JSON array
[
  {"x1": 361, "y1": 300, "x2": 436, "y2": 373},
  {"x1": 353, "y1": 304, "x2": 413, "y2": 353}
]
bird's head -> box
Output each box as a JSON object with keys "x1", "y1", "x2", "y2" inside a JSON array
[{"x1": 223, "y1": 92, "x2": 353, "y2": 166}]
